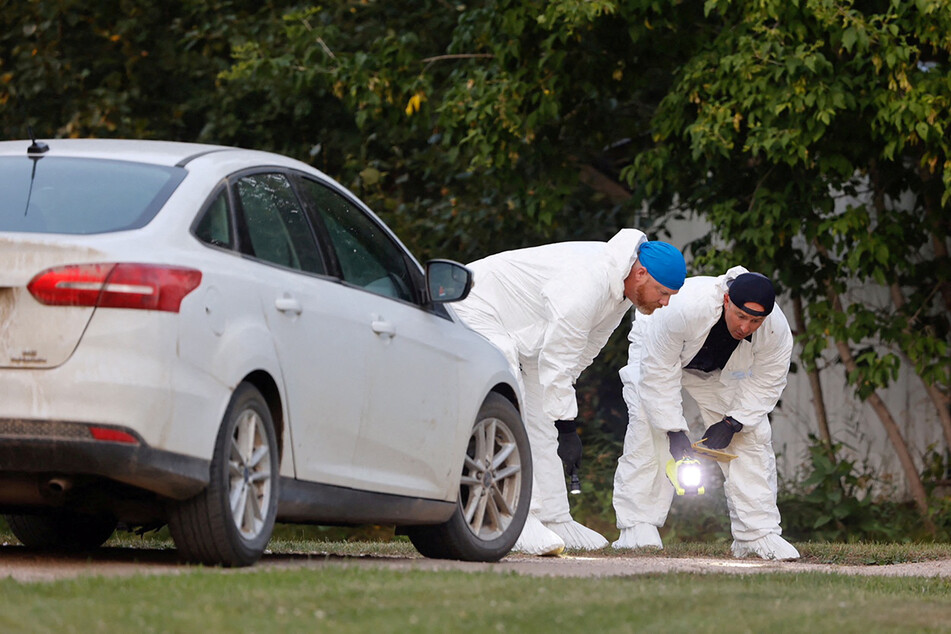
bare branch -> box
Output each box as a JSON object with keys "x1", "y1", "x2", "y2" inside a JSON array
[
  {"x1": 315, "y1": 36, "x2": 336, "y2": 60},
  {"x1": 421, "y1": 53, "x2": 495, "y2": 63}
]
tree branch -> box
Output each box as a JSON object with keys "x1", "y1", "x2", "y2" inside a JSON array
[{"x1": 420, "y1": 53, "x2": 495, "y2": 63}]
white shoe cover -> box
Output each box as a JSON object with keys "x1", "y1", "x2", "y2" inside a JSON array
[
  {"x1": 544, "y1": 520, "x2": 609, "y2": 550},
  {"x1": 731, "y1": 534, "x2": 800, "y2": 561},
  {"x1": 511, "y1": 514, "x2": 565, "y2": 556},
  {"x1": 611, "y1": 523, "x2": 663, "y2": 550}
]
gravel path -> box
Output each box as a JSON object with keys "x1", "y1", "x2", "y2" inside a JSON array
[{"x1": 1, "y1": 546, "x2": 949, "y2": 582}]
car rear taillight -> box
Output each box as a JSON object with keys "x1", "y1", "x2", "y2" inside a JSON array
[{"x1": 27, "y1": 263, "x2": 202, "y2": 313}]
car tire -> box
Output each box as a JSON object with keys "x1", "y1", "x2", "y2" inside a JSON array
[
  {"x1": 167, "y1": 382, "x2": 279, "y2": 567},
  {"x1": 406, "y1": 392, "x2": 531, "y2": 562},
  {"x1": 5, "y1": 510, "x2": 117, "y2": 551}
]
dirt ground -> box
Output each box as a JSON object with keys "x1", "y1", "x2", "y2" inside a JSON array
[{"x1": 1, "y1": 545, "x2": 950, "y2": 583}]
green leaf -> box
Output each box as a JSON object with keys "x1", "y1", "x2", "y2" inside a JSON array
[{"x1": 842, "y1": 27, "x2": 857, "y2": 52}]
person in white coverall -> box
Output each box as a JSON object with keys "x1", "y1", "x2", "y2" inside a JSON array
[
  {"x1": 453, "y1": 229, "x2": 686, "y2": 555},
  {"x1": 611, "y1": 267, "x2": 800, "y2": 560}
]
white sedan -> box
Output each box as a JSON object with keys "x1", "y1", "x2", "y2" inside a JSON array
[{"x1": 0, "y1": 138, "x2": 531, "y2": 566}]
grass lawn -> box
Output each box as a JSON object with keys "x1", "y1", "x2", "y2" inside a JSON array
[
  {"x1": 0, "y1": 534, "x2": 949, "y2": 632},
  {"x1": 0, "y1": 564, "x2": 948, "y2": 633}
]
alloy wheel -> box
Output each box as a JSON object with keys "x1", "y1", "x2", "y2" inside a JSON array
[
  {"x1": 229, "y1": 408, "x2": 273, "y2": 539},
  {"x1": 459, "y1": 416, "x2": 523, "y2": 540}
]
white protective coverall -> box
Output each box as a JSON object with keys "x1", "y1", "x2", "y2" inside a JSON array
[
  {"x1": 453, "y1": 228, "x2": 647, "y2": 550},
  {"x1": 612, "y1": 266, "x2": 793, "y2": 549}
]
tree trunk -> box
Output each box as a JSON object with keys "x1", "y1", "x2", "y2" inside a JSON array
[
  {"x1": 791, "y1": 295, "x2": 833, "y2": 456},
  {"x1": 825, "y1": 283, "x2": 935, "y2": 532},
  {"x1": 886, "y1": 166, "x2": 951, "y2": 450},
  {"x1": 921, "y1": 382, "x2": 951, "y2": 454}
]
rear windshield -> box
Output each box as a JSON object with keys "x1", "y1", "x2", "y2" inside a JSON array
[{"x1": 0, "y1": 156, "x2": 186, "y2": 234}]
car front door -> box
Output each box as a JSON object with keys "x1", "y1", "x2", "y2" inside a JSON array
[
  {"x1": 227, "y1": 171, "x2": 373, "y2": 488},
  {"x1": 298, "y1": 177, "x2": 463, "y2": 500}
]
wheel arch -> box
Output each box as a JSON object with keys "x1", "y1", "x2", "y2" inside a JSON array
[
  {"x1": 240, "y1": 370, "x2": 284, "y2": 460},
  {"x1": 490, "y1": 382, "x2": 520, "y2": 414}
]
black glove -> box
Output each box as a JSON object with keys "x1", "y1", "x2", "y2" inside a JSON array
[
  {"x1": 555, "y1": 420, "x2": 582, "y2": 476},
  {"x1": 702, "y1": 417, "x2": 744, "y2": 449},
  {"x1": 667, "y1": 430, "x2": 693, "y2": 460}
]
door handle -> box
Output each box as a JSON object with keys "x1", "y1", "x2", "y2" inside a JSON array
[
  {"x1": 275, "y1": 297, "x2": 302, "y2": 315},
  {"x1": 371, "y1": 319, "x2": 396, "y2": 338}
]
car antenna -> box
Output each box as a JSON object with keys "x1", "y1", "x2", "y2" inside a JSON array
[
  {"x1": 27, "y1": 126, "x2": 49, "y2": 155},
  {"x1": 24, "y1": 126, "x2": 48, "y2": 216}
]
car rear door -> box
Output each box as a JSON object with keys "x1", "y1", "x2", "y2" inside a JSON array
[{"x1": 297, "y1": 177, "x2": 463, "y2": 500}]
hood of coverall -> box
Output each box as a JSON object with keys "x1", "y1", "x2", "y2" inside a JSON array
[{"x1": 604, "y1": 228, "x2": 647, "y2": 300}]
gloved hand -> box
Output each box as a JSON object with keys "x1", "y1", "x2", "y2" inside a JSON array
[
  {"x1": 555, "y1": 420, "x2": 582, "y2": 476},
  {"x1": 667, "y1": 430, "x2": 693, "y2": 460},
  {"x1": 702, "y1": 417, "x2": 744, "y2": 449}
]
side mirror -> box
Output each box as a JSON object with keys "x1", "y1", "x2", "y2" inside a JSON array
[{"x1": 425, "y1": 259, "x2": 473, "y2": 304}]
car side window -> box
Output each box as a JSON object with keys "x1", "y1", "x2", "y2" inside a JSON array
[
  {"x1": 194, "y1": 190, "x2": 234, "y2": 249},
  {"x1": 234, "y1": 173, "x2": 325, "y2": 275},
  {"x1": 299, "y1": 179, "x2": 415, "y2": 302}
]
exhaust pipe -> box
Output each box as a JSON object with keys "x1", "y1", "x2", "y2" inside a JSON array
[{"x1": 45, "y1": 477, "x2": 73, "y2": 495}]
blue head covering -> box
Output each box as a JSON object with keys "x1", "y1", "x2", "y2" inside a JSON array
[{"x1": 638, "y1": 241, "x2": 686, "y2": 290}]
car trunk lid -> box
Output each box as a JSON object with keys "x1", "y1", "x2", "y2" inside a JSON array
[{"x1": 0, "y1": 238, "x2": 106, "y2": 369}]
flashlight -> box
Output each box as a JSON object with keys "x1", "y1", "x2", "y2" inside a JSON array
[
  {"x1": 665, "y1": 457, "x2": 705, "y2": 496},
  {"x1": 569, "y1": 473, "x2": 581, "y2": 495}
]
